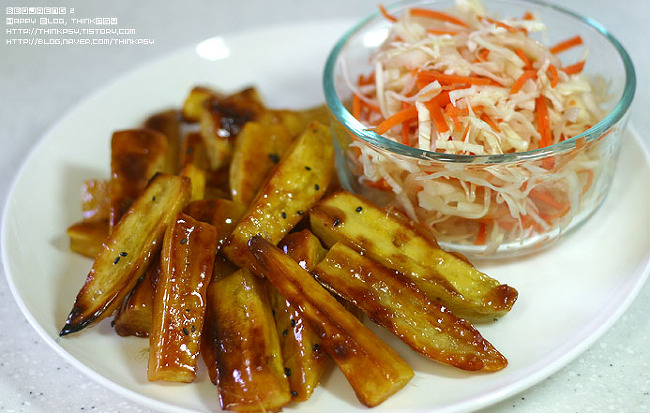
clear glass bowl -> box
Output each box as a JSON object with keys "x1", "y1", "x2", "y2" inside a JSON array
[{"x1": 323, "y1": 0, "x2": 635, "y2": 258}]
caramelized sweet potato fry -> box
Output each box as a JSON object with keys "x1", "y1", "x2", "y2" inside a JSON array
[
  {"x1": 179, "y1": 163, "x2": 207, "y2": 202},
  {"x1": 269, "y1": 105, "x2": 330, "y2": 138},
  {"x1": 109, "y1": 128, "x2": 170, "y2": 230},
  {"x1": 200, "y1": 254, "x2": 238, "y2": 385},
  {"x1": 271, "y1": 230, "x2": 330, "y2": 401},
  {"x1": 249, "y1": 236, "x2": 414, "y2": 408},
  {"x1": 113, "y1": 260, "x2": 161, "y2": 337},
  {"x1": 199, "y1": 88, "x2": 266, "y2": 170},
  {"x1": 66, "y1": 219, "x2": 109, "y2": 258},
  {"x1": 60, "y1": 173, "x2": 191, "y2": 336},
  {"x1": 205, "y1": 268, "x2": 291, "y2": 412},
  {"x1": 309, "y1": 191, "x2": 518, "y2": 322},
  {"x1": 181, "y1": 86, "x2": 219, "y2": 122},
  {"x1": 80, "y1": 179, "x2": 110, "y2": 222},
  {"x1": 143, "y1": 109, "x2": 182, "y2": 174},
  {"x1": 222, "y1": 121, "x2": 334, "y2": 270},
  {"x1": 181, "y1": 131, "x2": 210, "y2": 170},
  {"x1": 313, "y1": 243, "x2": 508, "y2": 372},
  {"x1": 229, "y1": 121, "x2": 293, "y2": 206},
  {"x1": 183, "y1": 198, "x2": 246, "y2": 248},
  {"x1": 148, "y1": 213, "x2": 217, "y2": 382}
]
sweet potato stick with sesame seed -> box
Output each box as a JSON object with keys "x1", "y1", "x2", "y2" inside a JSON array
[
  {"x1": 309, "y1": 190, "x2": 518, "y2": 322},
  {"x1": 249, "y1": 236, "x2": 414, "y2": 408},
  {"x1": 147, "y1": 213, "x2": 217, "y2": 383},
  {"x1": 222, "y1": 120, "x2": 334, "y2": 270}
]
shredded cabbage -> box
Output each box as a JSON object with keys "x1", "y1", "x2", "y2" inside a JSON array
[{"x1": 347, "y1": 1, "x2": 609, "y2": 254}]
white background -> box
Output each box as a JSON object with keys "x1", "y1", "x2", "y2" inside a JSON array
[{"x1": 1, "y1": 0, "x2": 649, "y2": 412}]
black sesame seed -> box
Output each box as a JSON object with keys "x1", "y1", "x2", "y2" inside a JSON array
[
  {"x1": 333, "y1": 219, "x2": 340, "y2": 227},
  {"x1": 120, "y1": 251, "x2": 128, "y2": 257},
  {"x1": 312, "y1": 344, "x2": 319, "y2": 351},
  {"x1": 290, "y1": 319, "x2": 296, "y2": 327},
  {"x1": 304, "y1": 166, "x2": 311, "y2": 171},
  {"x1": 191, "y1": 325, "x2": 196, "y2": 332},
  {"x1": 285, "y1": 367, "x2": 292, "y2": 377},
  {"x1": 268, "y1": 153, "x2": 280, "y2": 163},
  {"x1": 180, "y1": 237, "x2": 187, "y2": 245},
  {"x1": 182, "y1": 327, "x2": 189, "y2": 335},
  {"x1": 291, "y1": 390, "x2": 298, "y2": 397},
  {"x1": 297, "y1": 210, "x2": 305, "y2": 215},
  {"x1": 314, "y1": 184, "x2": 320, "y2": 191},
  {"x1": 355, "y1": 206, "x2": 363, "y2": 212},
  {"x1": 113, "y1": 256, "x2": 120, "y2": 265},
  {"x1": 152, "y1": 196, "x2": 156, "y2": 201},
  {"x1": 281, "y1": 211, "x2": 287, "y2": 219},
  {"x1": 282, "y1": 329, "x2": 288, "y2": 336}
]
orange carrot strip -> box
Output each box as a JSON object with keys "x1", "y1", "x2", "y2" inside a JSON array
[
  {"x1": 522, "y1": 11, "x2": 534, "y2": 20},
  {"x1": 444, "y1": 104, "x2": 466, "y2": 116},
  {"x1": 478, "y1": 49, "x2": 490, "y2": 61},
  {"x1": 410, "y1": 8, "x2": 469, "y2": 28},
  {"x1": 425, "y1": 100, "x2": 449, "y2": 133},
  {"x1": 352, "y1": 93, "x2": 363, "y2": 121},
  {"x1": 542, "y1": 156, "x2": 555, "y2": 170},
  {"x1": 561, "y1": 60, "x2": 585, "y2": 75},
  {"x1": 401, "y1": 121, "x2": 412, "y2": 145},
  {"x1": 529, "y1": 188, "x2": 566, "y2": 213},
  {"x1": 445, "y1": 104, "x2": 464, "y2": 131},
  {"x1": 549, "y1": 35, "x2": 583, "y2": 54},
  {"x1": 426, "y1": 29, "x2": 459, "y2": 36},
  {"x1": 417, "y1": 70, "x2": 493, "y2": 86},
  {"x1": 536, "y1": 95, "x2": 551, "y2": 148},
  {"x1": 379, "y1": 4, "x2": 398, "y2": 22},
  {"x1": 474, "y1": 222, "x2": 487, "y2": 245},
  {"x1": 365, "y1": 178, "x2": 392, "y2": 191},
  {"x1": 514, "y1": 49, "x2": 532, "y2": 69},
  {"x1": 374, "y1": 105, "x2": 418, "y2": 135},
  {"x1": 431, "y1": 90, "x2": 451, "y2": 107},
  {"x1": 358, "y1": 72, "x2": 376, "y2": 86},
  {"x1": 480, "y1": 113, "x2": 501, "y2": 133},
  {"x1": 580, "y1": 169, "x2": 594, "y2": 196},
  {"x1": 510, "y1": 70, "x2": 537, "y2": 94},
  {"x1": 547, "y1": 64, "x2": 559, "y2": 87}
]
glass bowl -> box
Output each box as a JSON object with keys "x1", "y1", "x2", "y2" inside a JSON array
[{"x1": 323, "y1": 0, "x2": 635, "y2": 258}]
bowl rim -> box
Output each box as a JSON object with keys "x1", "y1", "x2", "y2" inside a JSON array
[{"x1": 322, "y1": 0, "x2": 636, "y2": 164}]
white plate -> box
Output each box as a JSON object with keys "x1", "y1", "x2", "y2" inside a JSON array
[{"x1": 3, "y1": 21, "x2": 650, "y2": 413}]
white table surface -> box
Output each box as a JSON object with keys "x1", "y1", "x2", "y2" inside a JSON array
[{"x1": 1, "y1": 1, "x2": 649, "y2": 412}]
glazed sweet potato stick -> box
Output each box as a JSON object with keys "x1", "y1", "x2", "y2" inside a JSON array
[
  {"x1": 112, "y1": 260, "x2": 160, "y2": 338},
  {"x1": 59, "y1": 173, "x2": 191, "y2": 336},
  {"x1": 229, "y1": 120, "x2": 293, "y2": 206},
  {"x1": 249, "y1": 236, "x2": 414, "y2": 408},
  {"x1": 148, "y1": 213, "x2": 217, "y2": 382},
  {"x1": 109, "y1": 128, "x2": 170, "y2": 230},
  {"x1": 206, "y1": 267, "x2": 291, "y2": 412},
  {"x1": 271, "y1": 230, "x2": 330, "y2": 401},
  {"x1": 143, "y1": 109, "x2": 182, "y2": 174},
  {"x1": 309, "y1": 190, "x2": 518, "y2": 322},
  {"x1": 313, "y1": 242, "x2": 508, "y2": 371},
  {"x1": 66, "y1": 220, "x2": 109, "y2": 259},
  {"x1": 222, "y1": 120, "x2": 334, "y2": 270}
]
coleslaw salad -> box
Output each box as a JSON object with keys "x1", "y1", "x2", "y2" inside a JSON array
[{"x1": 325, "y1": 0, "x2": 635, "y2": 256}]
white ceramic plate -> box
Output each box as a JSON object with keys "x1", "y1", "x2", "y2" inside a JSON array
[{"x1": 3, "y1": 21, "x2": 650, "y2": 413}]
